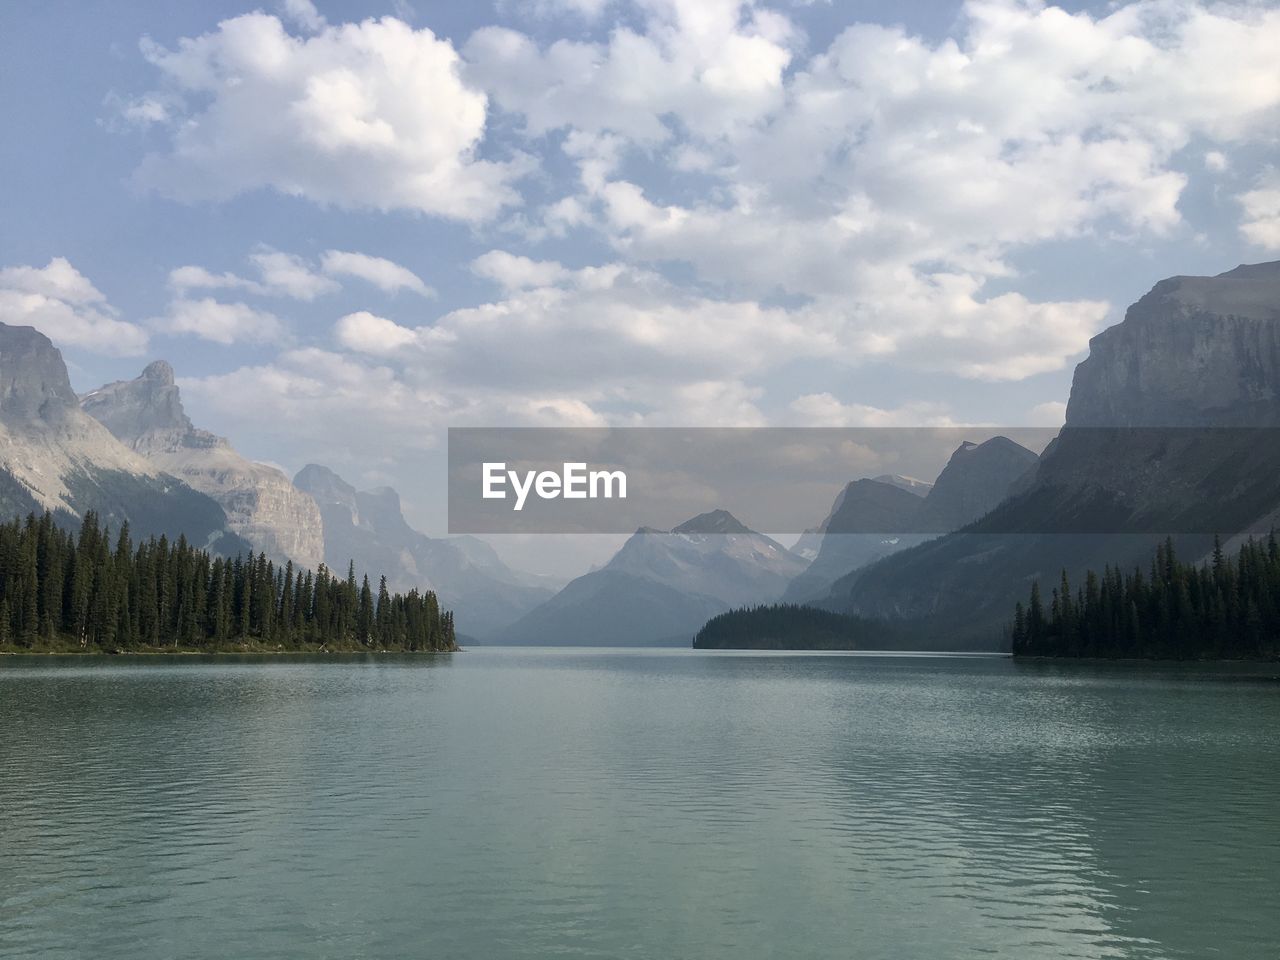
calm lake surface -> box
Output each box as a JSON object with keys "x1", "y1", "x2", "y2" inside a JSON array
[{"x1": 2, "y1": 648, "x2": 1278, "y2": 960}]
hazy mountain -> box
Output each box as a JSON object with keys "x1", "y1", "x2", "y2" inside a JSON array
[
  {"x1": 790, "y1": 474, "x2": 932, "y2": 562},
  {"x1": 501, "y1": 509, "x2": 807, "y2": 645},
  {"x1": 293, "y1": 464, "x2": 553, "y2": 639},
  {"x1": 829, "y1": 261, "x2": 1280, "y2": 647},
  {"x1": 872, "y1": 474, "x2": 934, "y2": 496},
  {"x1": 0, "y1": 323, "x2": 246, "y2": 551},
  {"x1": 81, "y1": 361, "x2": 324, "y2": 569},
  {"x1": 783, "y1": 438, "x2": 1038, "y2": 604}
]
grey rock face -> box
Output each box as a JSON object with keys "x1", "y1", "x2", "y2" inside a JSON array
[
  {"x1": 914, "y1": 437, "x2": 1039, "y2": 531},
  {"x1": 81, "y1": 363, "x2": 325, "y2": 570},
  {"x1": 0, "y1": 323, "x2": 246, "y2": 553},
  {"x1": 1067, "y1": 261, "x2": 1280, "y2": 427},
  {"x1": 0, "y1": 324, "x2": 80, "y2": 427}
]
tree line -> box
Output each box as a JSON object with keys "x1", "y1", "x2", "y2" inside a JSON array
[
  {"x1": 1010, "y1": 534, "x2": 1280, "y2": 660},
  {"x1": 693, "y1": 603, "x2": 897, "y2": 650},
  {"x1": 0, "y1": 511, "x2": 456, "y2": 652}
]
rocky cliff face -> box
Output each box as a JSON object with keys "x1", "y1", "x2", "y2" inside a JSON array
[
  {"x1": 1067, "y1": 262, "x2": 1280, "y2": 427},
  {"x1": 832, "y1": 261, "x2": 1280, "y2": 647},
  {"x1": 81, "y1": 362, "x2": 324, "y2": 570},
  {"x1": 293, "y1": 464, "x2": 553, "y2": 639},
  {"x1": 0, "y1": 323, "x2": 246, "y2": 551}
]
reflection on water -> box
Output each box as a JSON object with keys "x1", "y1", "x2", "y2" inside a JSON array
[{"x1": 1, "y1": 650, "x2": 1277, "y2": 960}]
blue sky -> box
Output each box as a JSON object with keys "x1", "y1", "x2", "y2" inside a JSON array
[{"x1": 2, "y1": 0, "x2": 1278, "y2": 559}]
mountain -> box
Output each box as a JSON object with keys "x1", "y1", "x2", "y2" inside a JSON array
[
  {"x1": 81, "y1": 361, "x2": 324, "y2": 569},
  {"x1": 501, "y1": 509, "x2": 808, "y2": 645},
  {"x1": 293, "y1": 464, "x2": 553, "y2": 639},
  {"x1": 828, "y1": 261, "x2": 1280, "y2": 647},
  {"x1": 790, "y1": 474, "x2": 932, "y2": 562},
  {"x1": 782, "y1": 438, "x2": 1038, "y2": 604},
  {"x1": 873, "y1": 474, "x2": 934, "y2": 496},
  {"x1": 0, "y1": 323, "x2": 246, "y2": 551}
]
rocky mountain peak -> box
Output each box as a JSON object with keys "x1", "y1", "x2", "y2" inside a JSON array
[
  {"x1": 1066, "y1": 259, "x2": 1280, "y2": 426},
  {"x1": 80, "y1": 360, "x2": 195, "y2": 446},
  {"x1": 0, "y1": 323, "x2": 79, "y2": 428},
  {"x1": 825, "y1": 478, "x2": 925, "y2": 533},
  {"x1": 917, "y1": 436, "x2": 1038, "y2": 530},
  {"x1": 672, "y1": 509, "x2": 752, "y2": 535},
  {"x1": 141, "y1": 359, "x2": 176, "y2": 385}
]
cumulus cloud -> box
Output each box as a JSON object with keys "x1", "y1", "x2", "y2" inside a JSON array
[
  {"x1": 466, "y1": 0, "x2": 794, "y2": 143},
  {"x1": 249, "y1": 250, "x2": 340, "y2": 301},
  {"x1": 335, "y1": 310, "x2": 427, "y2": 354},
  {"x1": 463, "y1": 0, "x2": 1280, "y2": 383},
  {"x1": 153, "y1": 298, "x2": 285, "y2": 344},
  {"x1": 0, "y1": 258, "x2": 149, "y2": 356},
  {"x1": 320, "y1": 250, "x2": 433, "y2": 296},
  {"x1": 471, "y1": 250, "x2": 569, "y2": 290},
  {"x1": 1239, "y1": 171, "x2": 1280, "y2": 250},
  {"x1": 132, "y1": 13, "x2": 525, "y2": 220}
]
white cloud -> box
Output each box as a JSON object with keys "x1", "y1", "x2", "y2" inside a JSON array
[
  {"x1": 154, "y1": 298, "x2": 285, "y2": 344},
  {"x1": 1205, "y1": 150, "x2": 1229, "y2": 172},
  {"x1": 464, "y1": 0, "x2": 794, "y2": 143},
  {"x1": 0, "y1": 258, "x2": 149, "y2": 356},
  {"x1": 471, "y1": 250, "x2": 569, "y2": 290},
  {"x1": 1239, "y1": 171, "x2": 1280, "y2": 250},
  {"x1": 335, "y1": 311, "x2": 424, "y2": 354},
  {"x1": 169, "y1": 264, "x2": 262, "y2": 296},
  {"x1": 249, "y1": 250, "x2": 340, "y2": 301},
  {"x1": 132, "y1": 13, "x2": 525, "y2": 221},
  {"x1": 469, "y1": 0, "x2": 1280, "y2": 383},
  {"x1": 320, "y1": 250, "x2": 433, "y2": 296},
  {"x1": 171, "y1": 248, "x2": 343, "y2": 300}
]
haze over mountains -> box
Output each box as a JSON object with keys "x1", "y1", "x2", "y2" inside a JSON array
[
  {"x1": 293, "y1": 464, "x2": 554, "y2": 639},
  {"x1": 500, "y1": 510, "x2": 808, "y2": 645},
  {"x1": 783, "y1": 439, "x2": 1038, "y2": 604},
  {"x1": 4, "y1": 260, "x2": 1278, "y2": 649}
]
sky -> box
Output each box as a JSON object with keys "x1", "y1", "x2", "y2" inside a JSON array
[{"x1": 2, "y1": 0, "x2": 1279, "y2": 574}]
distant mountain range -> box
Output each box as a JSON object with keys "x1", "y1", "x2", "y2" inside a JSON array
[
  {"x1": 782, "y1": 438, "x2": 1037, "y2": 604},
  {"x1": 0, "y1": 325, "x2": 552, "y2": 640},
  {"x1": 498, "y1": 509, "x2": 808, "y2": 645},
  {"x1": 7, "y1": 258, "x2": 1278, "y2": 650}
]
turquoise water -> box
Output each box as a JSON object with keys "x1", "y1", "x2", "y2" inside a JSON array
[{"x1": 2, "y1": 648, "x2": 1278, "y2": 959}]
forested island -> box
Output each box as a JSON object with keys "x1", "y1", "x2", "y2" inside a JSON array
[
  {"x1": 0, "y1": 511, "x2": 457, "y2": 653},
  {"x1": 1011, "y1": 534, "x2": 1280, "y2": 660},
  {"x1": 693, "y1": 604, "x2": 897, "y2": 650}
]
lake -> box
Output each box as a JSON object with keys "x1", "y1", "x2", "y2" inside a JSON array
[{"x1": 2, "y1": 648, "x2": 1278, "y2": 959}]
